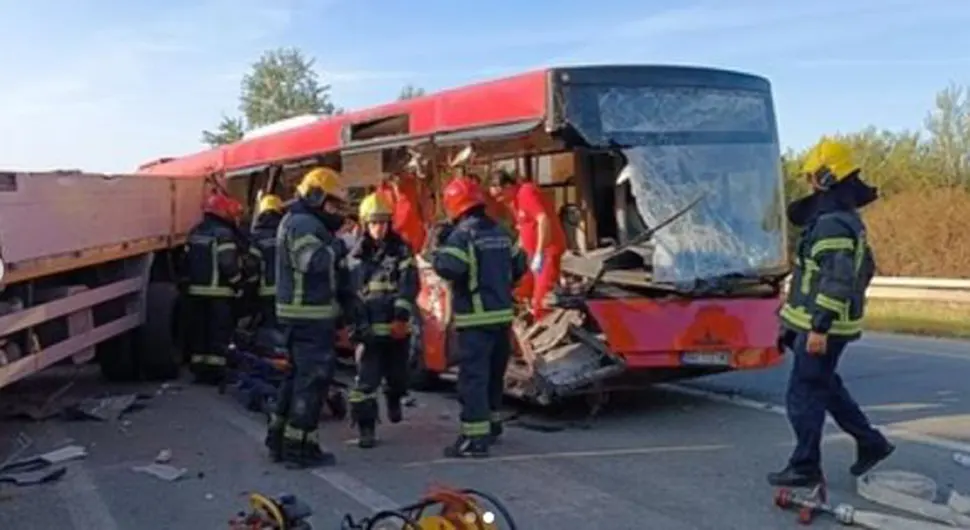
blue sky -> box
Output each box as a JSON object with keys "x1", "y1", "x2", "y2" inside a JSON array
[{"x1": 1, "y1": 0, "x2": 968, "y2": 173}]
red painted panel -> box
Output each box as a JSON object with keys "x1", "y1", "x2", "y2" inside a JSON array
[
  {"x1": 586, "y1": 297, "x2": 784, "y2": 369},
  {"x1": 137, "y1": 69, "x2": 549, "y2": 177}
]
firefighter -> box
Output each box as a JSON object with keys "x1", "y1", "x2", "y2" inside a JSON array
[
  {"x1": 182, "y1": 192, "x2": 245, "y2": 383},
  {"x1": 265, "y1": 167, "x2": 352, "y2": 468},
  {"x1": 432, "y1": 176, "x2": 528, "y2": 458},
  {"x1": 767, "y1": 138, "x2": 894, "y2": 487},
  {"x1": 347, "y1": 192, "x2": 419, "y2": 449},
  {"x1": 488, "y1": 169, "x2": 567, "y2": 320},
  {"x1": 250, "y1": 194, "x2": 285, "y2": 338}
]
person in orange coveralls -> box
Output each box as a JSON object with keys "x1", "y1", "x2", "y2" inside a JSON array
[
  {"x1": 487, "y1": 169, "x2": 567, "y2": 320},
  {"x1": 374, "y1": 172, "x2": 431, "y2": 255}
]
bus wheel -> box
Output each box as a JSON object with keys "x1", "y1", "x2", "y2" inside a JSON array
[{"x1": 135, "y1": 282, "x2": 181, "y2": 381}]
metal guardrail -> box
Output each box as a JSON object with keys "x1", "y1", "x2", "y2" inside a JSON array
[{"x1": 786, "y1": 276, "x2": 970, "y2": 304}]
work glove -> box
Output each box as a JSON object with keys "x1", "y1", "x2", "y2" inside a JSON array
[
  {"x1": 530, "y1": 252, "x2": 544, "y2": 274},
  {"x1": 389, "y1": 320, "x2": 411, "y2": 340}
]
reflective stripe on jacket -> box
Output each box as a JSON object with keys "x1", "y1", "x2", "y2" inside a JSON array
[
  {"x1": 184, "y1": 214, "x2": 243, "y2": 297},
  {"x1": 431, "y1": 209, "x2": 528, "y2": 329},
  {"x1": 349, "y1": 231, "x2": 419, "y2": 337},
  {"x1": 780, "y1": 208, "x2": 875, "y2": 340},
  {"x1": 275, "y1": 200, "x2": 349, "y2": 322},
  {"x1": 250, "y1": 211, "x2": 282, "y2": 297}
]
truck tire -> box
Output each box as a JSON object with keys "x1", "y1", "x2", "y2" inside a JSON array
[
  {"x1": 97, "y1": 332, "x2": 138, "y2": 382},
  {"x1": 135, "y1": 282, "x2": 180, "y2": 381}
]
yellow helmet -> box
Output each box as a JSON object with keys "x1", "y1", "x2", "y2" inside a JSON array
[
  {"x1": 801, "y1": 137, "x2": 859, "y2": 186},
  {"x1": 296, "y1": 167, "x2": 347, "y2": 205},
  {"x1": 257, "y1": 194, "x2": 284, "y2": 215},
  {"x1": 358, "y1": 192, "x2": 393, "y2": 223}
]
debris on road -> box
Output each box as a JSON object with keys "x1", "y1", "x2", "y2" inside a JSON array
[
  {"x1": 857, "y1": 470, "x2": 970, "y2": 528},
  {"x1": 154, "y1": 449, "x2": 172, "y2": 464},
  {"x1": 0, "y1": 432, "x2": 33, "y2": 470},
  {"x1": 132, "y1": 463, "x2": 188, "y2": 482},
  {"x1": 65, "y1": 393, "x2": 148, "y2": 422},
  {"x1": 0, "y1": 443, "x2": 87, "y2": 487},
  {"x1": 954, "y1": 452, "x2": 970, "y2": 469},
  {"x1": 0, "y1": 466, "x2": 67, "y2": 486}
]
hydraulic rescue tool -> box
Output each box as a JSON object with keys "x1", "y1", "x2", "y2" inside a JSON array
[{"x1": 229, "y1": 487, "x2": 518, "y2": 529}]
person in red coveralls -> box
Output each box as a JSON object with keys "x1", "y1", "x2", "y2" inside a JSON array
[{"x1": 487, "y1": 169, "x2": 567, "y2": 320}]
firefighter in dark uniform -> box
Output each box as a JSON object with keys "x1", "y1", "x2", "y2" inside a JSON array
[
  {"x1": 768, "y1": 138, "x2": 895, "y2": 487},
  {"x1": 346, "y1": 193, "x2": 419, "y2": 448},
  {"x1": 250, "y1": 194, "x2": 285, "y2": 333},
  {"x1": 264, "y1": 167, "x2": 351, "y2": 468},
  {"x1": 431, "y1": 176, "x2": 527, "y2": 458},
  {"x1": 183, "y1": 192, "x2": 245, "y2": 383}
]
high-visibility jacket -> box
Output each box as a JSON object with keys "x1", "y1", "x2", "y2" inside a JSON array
[
  {"x1": 249, "y1": 211, "x2": 282, "y2": 297},
  {"x1": 780, "y1": 203, "x2": 875, "y2": 340},
  {"x1": 183, "y1": 213, "x2": 243, "y2": 297},
  {"x1": 348, "y1": 230, "x2": 419, "y2": 338},
  {"x1": 431, "y1": 207, "x2": 528, "y2": 329},
  {"x1": 275, "y1": 199, "x2": 350, "y2": 322}
]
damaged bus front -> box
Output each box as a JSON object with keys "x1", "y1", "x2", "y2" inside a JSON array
[{"x1": 530, "y1": 66, "x2": 789, "y2": 400}]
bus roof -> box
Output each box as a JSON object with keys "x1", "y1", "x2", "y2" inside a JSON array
[{"x1": 138, "y1": 68, "x2": 550, "y2": 177}]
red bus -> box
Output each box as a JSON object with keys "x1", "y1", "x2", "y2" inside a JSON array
[{"x1": 141, "y1": 65, "x2": 789, "y2": 404}]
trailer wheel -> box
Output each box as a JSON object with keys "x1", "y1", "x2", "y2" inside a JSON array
[
  {"x1": 97, "y1": 332, "x2": 138, "y2": 382},
  {"x1": 135, "y1": 282, "x2": 180, "y2": 381}
]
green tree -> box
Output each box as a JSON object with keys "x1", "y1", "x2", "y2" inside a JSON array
[
  {"x1": 398, "y1": 84, "x2": 426, "y2": 100},
  {"x1": 201, "y1": 47, "x2": 338, "y2": 146},
  {"x1": 201, "y1": 115, "x2": 245, "y2": 146}
]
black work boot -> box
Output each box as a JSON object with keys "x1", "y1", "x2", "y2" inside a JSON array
[
  {"x1": 766, "y1": 466, "x2": 823, "y2": 488},
  {"x1": 443, "y1": 435, "x2": 489, "y2": 459},
  {"x1": 280, "y1": 428, "x2": 336, "y2": 469},
  {"x1": 385, "y1": 394, "x2": 403, "y2": 424},
  {"x1": 850, "y1": 442, "x2": 895, "y2": 476},
  {"x1": 358, "y1": 423, "x2": 377, "y2": 449}
]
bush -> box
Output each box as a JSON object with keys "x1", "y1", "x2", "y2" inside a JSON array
[{"x1": 863, "y1": 187, "x2": 970, "y2": 277}]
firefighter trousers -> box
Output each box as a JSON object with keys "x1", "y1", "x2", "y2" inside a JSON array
[
  {"x1": 183, "y1": 295, "x2": 234, "y2": 378},
  {"x1": 785, "y1": 332, "x2": 889, "y2": 474},
  {"x1": 271, "y1": 320, "x2": 337, "y2": 433},
  {"x1": 455, "y1": 324, "x2": 512, "y2": 439},
  {"x1": 350, "y1": 337, "x2": 409, "y2": 426},
  {"x1": 255, "y1": 296, "x2": 284, "y2": 353}
]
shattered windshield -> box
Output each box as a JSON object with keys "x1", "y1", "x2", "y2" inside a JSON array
[{"x1": 567, "y1": 84, "x2": 787, "y2": 285}]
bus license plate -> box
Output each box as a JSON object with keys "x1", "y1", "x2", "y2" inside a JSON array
[{"x1": 681, "y1": 351, "x2": 731, "y2": 366}]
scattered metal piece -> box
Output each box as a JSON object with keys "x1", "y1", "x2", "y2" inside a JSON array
[
  {"x1": 155, "y1": 449, "x2": 172, "y2": 464},
  {"x1": 0, "y1": 466, "x2": 67, "y2": 486},
  {"x1": 66, "y1": 394, "x2": 146, "y2": 422},
  {"x1": 2, "y1": 444, "x2": 87, "y2": 474},
  {"x1": 132, "y1": 463, "x2": 187, "y2": 482}
]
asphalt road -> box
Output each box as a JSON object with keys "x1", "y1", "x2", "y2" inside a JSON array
[{"x1": 1, "y1": 332, "x2": 969, "y2": 530}]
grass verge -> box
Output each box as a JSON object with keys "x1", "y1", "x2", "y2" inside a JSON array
[{"x1": 864, "y1": 299, "x2": 970, "y2": 339}]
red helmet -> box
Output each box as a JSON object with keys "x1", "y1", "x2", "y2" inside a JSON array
[
  {"x1": 442, "y1": 176, "x2": 484, "y2": 221},
  {"x1": 204, "y1": 193, "x2": 243, "y2": 221}
]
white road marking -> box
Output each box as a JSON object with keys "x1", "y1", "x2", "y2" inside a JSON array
[
  {"x1": 661, "y1": 383, "x2": 970, "y2": 454},
  {"x1": 402, "y1": 443, "x2": 729, "y2": 467},
  {"x1": 207, "y1": 391, "x2": 402, "y2": 512},
  {"x1": 45, "y1": 425, "x2": 120, "y2": 530},
  {"x1": 310, "y1": 470, "x2": 399, "y2": 512}
]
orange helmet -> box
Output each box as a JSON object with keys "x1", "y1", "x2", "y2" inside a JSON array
[
  {"x1": 204, "y1": 193, "x2": 243, "y2": 221},
  {"x1": 442, "y1": 175, "x2": 484, "y2": 221}
]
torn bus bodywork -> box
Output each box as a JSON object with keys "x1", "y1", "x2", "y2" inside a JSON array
[{"x1": 419, "y1": 66, "x2": 790, "y2": 403}]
